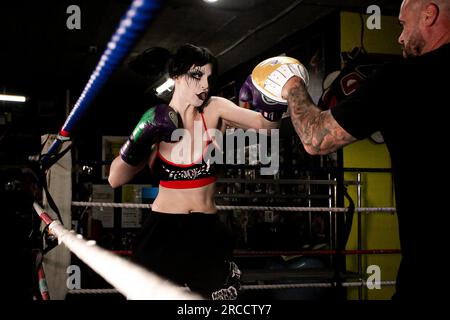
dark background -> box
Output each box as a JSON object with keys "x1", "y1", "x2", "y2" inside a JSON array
[{"x1": 0, "y1": 0, "x2": 401, "y2": 162}]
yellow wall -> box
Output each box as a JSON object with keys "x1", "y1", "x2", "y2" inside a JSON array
[
  {"x1": 340, "y1": 11, "x2": 402, "y2": 300},
  {"x1": 341, "y1": 11, "x2": 402, "y2": 55}
]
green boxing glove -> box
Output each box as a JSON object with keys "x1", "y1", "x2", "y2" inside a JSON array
[{"x1": 120, "y1": 104, "x2": 179, "y2": 166}]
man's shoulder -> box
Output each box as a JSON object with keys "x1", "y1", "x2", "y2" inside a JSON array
[
  {"x1": 367, "y1": 58, "x2": 421, "y2": 87},
  {"x1": 370, "y1": 44, "x2": 449, "y2": 78},
  {"x1": 427, "y1": 42, "x2": 450, "y2": 61},
  {"x1": 377, "y1": 60, "x2": 408, "y2": 74},
  {"x1": 356, "y1": 61, "x2": 405, "y2": 90}
]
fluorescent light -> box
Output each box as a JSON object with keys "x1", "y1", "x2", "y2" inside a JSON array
[
  {"x1": 155, "y1": 78, "x2": 174, "y2": 95},
  {"x1": 0, "y1": 94, "x2": 27, "y2": 102},
  {"x1": 203, "y1": 0, "x2": 218, "y2": 2}
]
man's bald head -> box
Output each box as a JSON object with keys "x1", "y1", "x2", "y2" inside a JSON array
[{"x1": 398, "y1": 0, "x2": 450, "y2": 58}]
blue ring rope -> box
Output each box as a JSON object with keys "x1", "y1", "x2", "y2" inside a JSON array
[{"x1": 44, "y1": 0, "x2": 162, "y2": 161}]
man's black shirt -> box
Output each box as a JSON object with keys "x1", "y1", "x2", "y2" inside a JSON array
[{"x1": 331, "y1": 43, "x2": 450, "y2": 299}]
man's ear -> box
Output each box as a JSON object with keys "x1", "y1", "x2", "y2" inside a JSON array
[{"x1": 422, "y1": 3, "x2": 439, "y2": 27}]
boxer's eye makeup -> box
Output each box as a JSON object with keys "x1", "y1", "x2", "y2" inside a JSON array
[{"x1": 187, "y1": 68, "x2": 204, "y2": 81}]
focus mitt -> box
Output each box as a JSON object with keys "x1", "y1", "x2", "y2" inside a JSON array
[{"x1": 251, "y1": 56, "x2": 309, "y2": 103}]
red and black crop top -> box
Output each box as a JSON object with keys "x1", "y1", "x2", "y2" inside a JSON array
[{"x1": 151, "y1": 112, "x2": 218, "y2": 189}]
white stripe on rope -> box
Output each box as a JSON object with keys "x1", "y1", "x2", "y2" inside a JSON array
[
  {"x1": 72, "y1": 201, "x2": 396, "y2": 213},
  {"x1": 33, "y1": 202, "x2": 201, "y2": 300},
  {"x1": 69, "y1": 288, "x2": 120, "y2": 294},
  {"x1": 242, "y1": 280, "x2": 396, "y2": 290},
  {"x1": 67, "y1": 280, "x2": 396, "y2": 294}
]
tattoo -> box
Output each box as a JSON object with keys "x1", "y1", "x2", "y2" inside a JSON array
[{"x1": 287, "y1": 80, "x2": 356, "y2": 155}]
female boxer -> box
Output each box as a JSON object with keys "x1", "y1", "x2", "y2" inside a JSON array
[{"x1": 108, "y1": 44, "x2": 286, "y2": 299}]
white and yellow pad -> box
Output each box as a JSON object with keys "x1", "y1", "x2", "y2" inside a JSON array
[{"x1": 251, "y1": 56, "x2": 309, "y2": 103}]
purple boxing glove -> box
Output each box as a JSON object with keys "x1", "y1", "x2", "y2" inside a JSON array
[
  {"x1": 120, "y1": 104, "x2": 179, "y2": 166},
  {"x1": 239, "y1": 75, "x2": 287, "y2": 121}
]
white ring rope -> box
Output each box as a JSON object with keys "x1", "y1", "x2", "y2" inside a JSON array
[
  {"x1": 71, "y1": 201, "x2": 396, "y2": 213},
  {"x1": 242, "y1": 280, "x2": 396, "y2": 290},
  {"x1": 33, "y1": 202, "x2": 202, "y2": 300},
  {"x1": 69, "y1": 288, "x2": 120, "y2": 295},
  {"x1": 67, "y1": 280, "x2": 396, "y2": 294}
]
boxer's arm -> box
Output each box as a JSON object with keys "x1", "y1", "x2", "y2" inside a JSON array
[
  {"x1": 284, "y1": 77, "x2": 356, "y2": 155},
  {"x1": 108, "y1": 155, "x2": 146, "y2": 188},
  {"x1": 213, "y1": 96, "x2": 279, "y2": 130}
]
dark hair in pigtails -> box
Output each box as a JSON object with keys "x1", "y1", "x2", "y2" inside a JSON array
[
  {"x1": 128, "y1": 44, "x2": 218, "y2": 83},
  {"x1": 168, "y1": 43, "x2": 218, "y2": 82},
  {"x1": 128, "y1": 47, "x2": 172, "y2": 77},
  {"x1": 128, "y1": 44, "x2": 218, "y2": 108}
]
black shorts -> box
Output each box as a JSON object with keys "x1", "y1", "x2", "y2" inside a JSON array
[{"x1": 131, "y1": 211, "x2": 238, "y2": 299}]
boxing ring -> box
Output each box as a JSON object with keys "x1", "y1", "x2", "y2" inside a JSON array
[
  {"x1": 69, "y1": 200, "x2": 398, "y2": 298},
  {"x1": 36, "y1": 168, "x2": 400, "y2": 299},
  {"x1": 30, "y1": 0, "x2": 399, "y2": 300},
  {"x1": 33, "y1": 202, "x2": 200, "y2": 300}
]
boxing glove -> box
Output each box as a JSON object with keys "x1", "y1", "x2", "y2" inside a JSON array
[
  {"x1": 120, "y1": 104, "x2": 179, "y2": 166},
  {"x1": 239, "y1": 75, "x2": 287, "y2": 121},
  {"x1": 251, "y1": 56, "x2": 309, "y2": 103}
]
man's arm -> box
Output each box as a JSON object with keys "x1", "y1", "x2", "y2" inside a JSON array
[{"x1": 284, "y1": 77, "x2": 357, "y2": 155}]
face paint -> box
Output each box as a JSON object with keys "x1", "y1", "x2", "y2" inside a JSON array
[
  {"x1": 179, "y1": 64, "x2": 212, "y2": 106},
  {"x1": 187, "y1": 67, "x2": 204, "y2": 82}
]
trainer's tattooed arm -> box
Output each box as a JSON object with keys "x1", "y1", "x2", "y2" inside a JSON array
[{"x1": 285, "y1": 77, "x2": 356, "y2": 155}]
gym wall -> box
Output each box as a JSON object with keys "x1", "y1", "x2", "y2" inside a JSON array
[{"x1": 340, "y1": 11, "x2": 402, "y2": 300}]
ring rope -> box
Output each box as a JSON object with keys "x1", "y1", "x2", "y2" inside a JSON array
[
  {"x1": 233, "y1": 249, "x2": 401, "y2": 256},
  {"x1": 68, "y1": 288, "x2": 120, "y2": 295},
  {"x1": 44, "y1": 0, "x2": 162, "y2": 159},
  {"x1": 72, "y1": 201, "x2": 396, "y2": 213},
  {"x1": 67, "y1": 280, "x2": 396, "y2": 294},
  {"x1": 112, "y1": 249, "x2": 401, "y2": 257},
  {"x1": 33, "y1": 202, "x2": 201, "y2": 300},
  {"x1": 242, "y1": 280, "x2": 396, "y2": 290}
]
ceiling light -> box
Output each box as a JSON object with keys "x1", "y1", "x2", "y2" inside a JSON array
[
  {"x1": 155, "y1": 78, "x2": 174, "y2": 95},
  {"x1": 0, "y1": 94, "x2": 27, "y2": 103}
]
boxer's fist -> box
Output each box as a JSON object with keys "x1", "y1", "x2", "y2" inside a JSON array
[
  {"x1": 251, "y1": 56, "x2": 309, "y2": 103},
  {"x1": 120, "y1": 104, "x2": 178, "y2": 166},
  {"x1": 239, "y1": 75, "x2": 287, "y2": 121}
]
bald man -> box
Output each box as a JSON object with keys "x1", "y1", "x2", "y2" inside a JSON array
[
  {"x1": 398, "y1": 0, "x2": 450, "y2": 58},
  {"x1": 281, "y1": 0, "x2": 450, "y2": 300}
]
